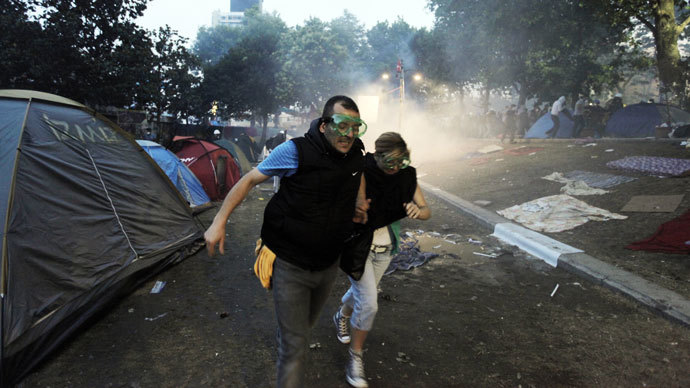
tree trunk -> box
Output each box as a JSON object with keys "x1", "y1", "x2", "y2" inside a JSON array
[
  {"x1": 655, "y1": 0, "x2": 683, "y2": 101},
  {"x1": 260, "y1": 113, "x2": 268, "y2": 150}
]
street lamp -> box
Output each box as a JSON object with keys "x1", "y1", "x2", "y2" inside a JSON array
[{"x1": 381, "y1": 73, "x2": 390, "y2": 80}]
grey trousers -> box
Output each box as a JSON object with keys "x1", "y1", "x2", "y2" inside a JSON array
[{"x1": 272, "y1": 257, "x2": 339, "y2": 388}]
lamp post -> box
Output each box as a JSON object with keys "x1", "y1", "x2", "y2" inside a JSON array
[{"x1": 381, "y1": 60, "x2": 422, "y2": 131}]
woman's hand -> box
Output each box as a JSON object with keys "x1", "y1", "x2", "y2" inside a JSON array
[{"x1": 404, "y1": 202, "x2": 426, "y2": 219}]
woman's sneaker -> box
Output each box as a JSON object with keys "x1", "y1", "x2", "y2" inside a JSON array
[
  {"x1": 333, "y1": 310, "x2": 350, "y2": 344},
  {"x1": 346, "y1": 348, "x2": 368, "y2": 388}
]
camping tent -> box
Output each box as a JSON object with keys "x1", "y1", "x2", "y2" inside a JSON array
[
  {"x1": 171, "y1": 137, "x2": 241, "y2": 201},
  {"x1": 214, "y1": 138, "x2": 253, "y2": 175},
  {"x1": 136, "y1": 140, "x2": 211, "y2": 207},
  {"x1": 525, "y1": 110, "x2": 575, "y2": 138},
  {"x1": 0, "y1": 90, "x2": 204, "y2": 385},
  {"x1": 604, "y1": 103, "x2": 690, "y2": 138}
]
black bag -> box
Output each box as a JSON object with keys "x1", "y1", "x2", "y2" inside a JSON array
[{"x1": 339, "y1": 226, "x2": 373, "y2": 281}]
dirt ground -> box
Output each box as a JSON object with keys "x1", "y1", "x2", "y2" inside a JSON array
[
  {"x1": 418, "y1": 138, "x2": 690, "y2": 300},
  {"x1": 21, "y1": 139, "x2": 690, "y2": 387}
]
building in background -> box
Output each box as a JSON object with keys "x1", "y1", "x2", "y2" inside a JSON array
[{"x1": 212, "y1": 0, "x2": 263, "y2": 28}]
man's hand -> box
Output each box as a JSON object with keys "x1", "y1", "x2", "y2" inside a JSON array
[
  {"x1": 204, "y1": 221, "x2": 226, "y2": 256},
  {"x1": 353, "y1": 198, "x2": 371, "y2": 224}
]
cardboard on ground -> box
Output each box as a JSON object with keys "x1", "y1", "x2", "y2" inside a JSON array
[{"x1": 621, "y1": 195, "x2": 684, "y2": 212}]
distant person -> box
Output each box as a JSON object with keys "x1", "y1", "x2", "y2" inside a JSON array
[
  {"x1": 572, "y1": 95, "x2": 587, "y2": 138},
  {"x1": 545, "y1": 96, "x2": 572, "y2": 138},
  {"x1": 204, "y1": 96, "x2": 369, "y2": 388},
  {"x1": 213, "y1": 129, "x2": 221, "y2": 140},
  {"x1": 143, "y1": 129, "x2": 155, "y2": 141},
  {"x1": 333, "y1": 132, "x2": 431, "y2": 388},
  {"x1": 606, "y1": 93, "x2": 624, "y2": 113},
  {"x1": 517, "y1": 104, "x2": 530, "y2": 138},
  {"x1": 501, "y1": 104, "x2": 518, "y2": 143},
  {"x1": 584, "y1": 99, "x2": 607, "y2": 138}
]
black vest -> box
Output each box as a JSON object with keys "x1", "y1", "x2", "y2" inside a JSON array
[{"x1": 261, "y1": 120, "x2": 365, "y2": 270}]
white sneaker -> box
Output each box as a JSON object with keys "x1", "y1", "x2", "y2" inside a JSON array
[
  {"x1": 346, "y1": 349, "x2": 368, "y2": 388},
  {"x1": 333, "y1": 310, "x2": 350, "y2": 344}
]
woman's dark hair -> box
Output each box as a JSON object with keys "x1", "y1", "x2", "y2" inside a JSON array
[{"x1": 375, "y1": 132, "x2": 408, "y2": 157}]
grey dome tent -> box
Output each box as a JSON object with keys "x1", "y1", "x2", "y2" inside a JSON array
[{"x1": 0, "y1": 90, "x2": 204, "y2": 385}]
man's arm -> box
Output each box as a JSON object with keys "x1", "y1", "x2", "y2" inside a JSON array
[
  {"x1": 353, "y1": 174, "x2": 370, "y2": 224},
  {"x1": 204, "y1": 168, "x2": 271, "y2": 256}
]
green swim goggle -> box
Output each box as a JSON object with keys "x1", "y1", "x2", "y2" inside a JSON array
[
  {"x1": 377, "y1": 152, "x2": 411, "y2": 170},
  {"x1": 328, "y1": 113, "x2": 367, "y2": 137}
]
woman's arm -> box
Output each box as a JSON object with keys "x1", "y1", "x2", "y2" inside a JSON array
[{"x1": 404, "y1": 184, "x2": 431, "y2": 220}]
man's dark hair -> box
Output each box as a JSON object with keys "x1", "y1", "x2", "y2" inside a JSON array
[{"x1": 321, "y1": 95, "x2": 359, "y2": 120}]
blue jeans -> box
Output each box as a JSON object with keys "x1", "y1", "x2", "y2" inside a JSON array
[
  {"x1": 272, "y1": 257, "x2": 339, "y2": 388},
  {"x1": 341, "y1": 249, "x2": 393, "y2": 331}
]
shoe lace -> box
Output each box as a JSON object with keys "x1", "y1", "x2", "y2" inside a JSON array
[{"x1": 337, "y1": 313, "x2": 348, "y2": 334}]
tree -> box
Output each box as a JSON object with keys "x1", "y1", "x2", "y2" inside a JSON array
[
  {"x1": 428, "y1": 0, "x2": 633, "y2": 110},
  {"x1": 0, "y1": 0, "x2": 154, "y2": 108},
  {"x1": 608, "y1": 0, "x2": 690, "y2": 107},
  {"x1": 280, "y1": 17, "x2": 350, "y2": 113},
  {"x1": 136, "y1": 26, "x2": 202, "y2": 125},
  {"x1": 202, "y1": 10, "x2": 289, "y2": 145},
  {"x1": 192, "y1": 24, "x2": 244, "y2": 66}
]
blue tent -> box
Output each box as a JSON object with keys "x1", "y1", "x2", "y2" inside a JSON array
[
  {"x1": 525, "y1": 110, "x2": 575, "y2": 138},
  {"x1": 605, "y1": 103, "x2": 690, "y2": 138},
  {"x1": 136, "y1": 140, "x2": 210, "y2": 207}
]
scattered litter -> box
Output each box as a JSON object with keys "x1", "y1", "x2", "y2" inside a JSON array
[
  {"x1": 145, "y1": 313, "x2": 168, "y2": 321},
  {"x1": 473, "y1": 252, "x2": 498, "y2": 258},
  {"x1": 494, "y1": 158, "x2": 504, "y2": 162},
  {"x1": 150, "y1": 280, "x2": 166, "y2": 294},
  {"x1": 474, "y1": 200, "x2": 492, "y2": 207},
  {"x1": 428, "y1": 232, "x2": 441, "y2": 237},
  {"x1": 258, "y1": 197, "x2": 265, "y2": 201},
  {"x1": 528, "y1": 152, "x2": 537, "y2": 156},
  {"x1": 433, "y1": 244, "x2": 442, "y2": 249},
  {"x1": 477, "y1": 145, "x2": 504, "y2": 154},
  {"x1": 583, "y1": 143, "x2": 597, "y2": 147},
  {"x1": 396, "y1": 352, "x2": 411, "y2": 363},
  {"x1": 571, "y1": 282, "x2": 586, "y2": 290},
  {"x1": 567, "y1": 145, "x2": 575, "y2": 148},
  {"x1": 468, "y1": 238, "x2": 483, "y2": 245},
  {"x1": 219, "y1": 312, "x2": 229, "y2": 318},
  {"x1": 550, "y1": 284, "x2": 560, "y2": 297},
  {"x1": 128, "y1": 308, "x2": 134, "y2": 313},
  {"x1": 442, "y1": 239, "x2": 457, "y2": 244},
  {"x1": 309, "y1": 342, "x2": 321, "y2": 349},
  {"x1": 605, "y1": 149, "x2": 614, "y2": 152},
  {"x1": 591, "y1": 155, "x2": 598, "y2": 158},
  {"x1": 627, "y1": 209, "x2": 690, "y2": 253}
]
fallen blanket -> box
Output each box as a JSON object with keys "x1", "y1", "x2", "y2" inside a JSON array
[
  {"x1": 385, "y1": 238, "x2": 439, "y2": 275},
  {"x1": 606, "y1": 156, "x2": 690, "y2": 177},
  {"x1": 542, "y1": 172, "x2": 609, "y2": 195},
  {"x1": 503, "y1": 146, "x2": 544, "y2": 156},
  {"x1": 497, "y1": 194, "x2": 627, "y2": 232},
  {"x1": 563, "y1": 170, "x2": 636, "y2": 188},
  {"x1": 627, "y1": 210, "x2": 690, "y2": 254}
]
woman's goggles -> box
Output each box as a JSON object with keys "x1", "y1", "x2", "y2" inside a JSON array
[
  {"x1": 328, "y1": 113, "x2": 367, "y2": 138},
  {"x1": 377, "y1": 152, "x2": 411, "y2": 170}
]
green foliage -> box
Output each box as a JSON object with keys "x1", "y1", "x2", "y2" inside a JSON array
[
  {"x1": 192, "y1": 25, "x2": 243, "y2": 66},
  {"x1": 136, "y1": 26, "x2": 202, "y2": 122},
  {"x1": 428, "y1": 0, "x2": 634, "y2": 108}
]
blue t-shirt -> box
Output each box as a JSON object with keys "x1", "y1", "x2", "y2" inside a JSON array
[{"x1": 257, "y1": 140, "x2": 298, "y2": 178}]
